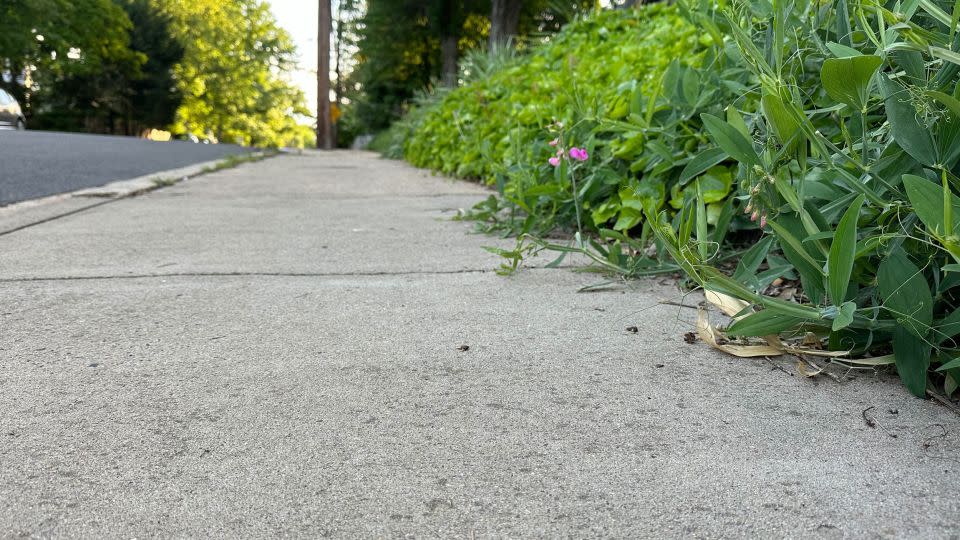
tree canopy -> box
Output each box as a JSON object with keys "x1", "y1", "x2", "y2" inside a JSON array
[
  {"x1": 0, "y1": 0, "x2": 313, "y2": 147},
  {"x1": 344, "y1": 0, "x2": 597, "y2": 134}
]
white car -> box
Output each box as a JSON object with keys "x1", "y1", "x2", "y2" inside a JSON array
[{"x1": 0, "y1": 89, "x2": 26, "y2": 130}]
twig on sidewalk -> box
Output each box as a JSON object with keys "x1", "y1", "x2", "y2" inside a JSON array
[
  {"x1": 763, "y1": 355, "x2": 793, "y2": 376},
  {"x1": 861, "y1": 406, "x2": 898, "y2": 438},
  {"x1": 658, "y1": 300, "x2": 698, "y2": 310},
  {"x1": 926, "y1": 389, "x2": 960, "y2": 417}
]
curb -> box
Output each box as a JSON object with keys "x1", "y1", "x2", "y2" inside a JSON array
[{"x1": 0, "y1": 150, "x2": 273, "y2": 236}]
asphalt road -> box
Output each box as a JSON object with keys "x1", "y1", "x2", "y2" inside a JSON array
[{"x1": 0, "y1": 130, "x2": 250, "y2": 206}]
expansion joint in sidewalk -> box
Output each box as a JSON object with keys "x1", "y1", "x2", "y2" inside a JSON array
[{"x1": 0, "y1": 269, "x2": 491, "y2": 283}]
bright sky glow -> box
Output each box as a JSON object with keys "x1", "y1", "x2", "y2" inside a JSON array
[{"x1": 267, "y1": 0, "x2": 320, "y2": 117}]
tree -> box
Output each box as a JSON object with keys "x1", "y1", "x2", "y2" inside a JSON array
[
  {"x1": 318, "y1": 0, "x2": 332, "y2": 149},
  {"x1": 124, "y1": 0, "x2": 184, "y2": 133},
  {"x1": 344, "y1": 0, "x2": 600, "y2": 135},
  {"x1": 152, "y1": 0, "x2": 311, "y2": 146},
  {"x1": 0, "y1": 0, "x2": 136, "y2": 110},
  {"x1": 489, "y1": 0, "x2": 522, "y2": 51},
  {"x1": 436, "y1": 0, "x2": 461, "y2": 87},
  {"x1": 348, "y1": 0, "x2": 488, "y2": 130},
  {"x1": 28, "y1": 0, "x2": 183, "y2": 134}
]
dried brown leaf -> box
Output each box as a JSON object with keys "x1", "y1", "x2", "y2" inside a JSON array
[{"x1": 697, "y1": 310, "x2": 784, "y2": 358}]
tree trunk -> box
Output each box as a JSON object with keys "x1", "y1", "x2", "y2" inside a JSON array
[
  {"x1": 489, "y1": 0, "x2": 522, "y2": 51},
  {"x1": 317, "y1": 0, "x2": 333, "y2": 149},
  {"x1": 440, "y1": 35, "x2": 458, "y2": 87},
  {"x1": 439, "y1": 0, "x2": 458, "y2": 87}
]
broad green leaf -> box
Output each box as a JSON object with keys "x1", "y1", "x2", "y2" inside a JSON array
[
  {"x1": 936, "y1": 355, "x2": 960, "y2": 371},
  {"x1": 892, "y1": 327, "x2": 931, "y2": 397},
  {"x1": 773, "y1": 216, "x2": 827, "y2": 305},
  {"x1": 761, "y1": 92, "x2": 802, "y2": 152},
  {"x1": 902, "y1": 174, "x2": 960, "y2": 234},
  {"x1": 928, "y1": 90, "x2": 960, "y2": 118},
  {"x1": 725, "y1": 105, "x2": 750, "y2": 139},
  {"x1": 710, "y1": 197, "x2": 735, "y2": 246},
  {"x1": 670, "y1": 166, "x2": 732, "y2": 209},
  {"x1": 878, "y1": 250, "x2": 933, "y2": 339},
  {"x1": 880, "y1": 74, "x2": 938, "y2": 166},
  {"x1": 682, "y1": 68, "x2": 700, "y2": 105},
  {"x1": 701, "y1": 113, "x2": 761, "y2": 168},
  {"x1": 825, "y1": 41, "x2": 861, "y2": 58},
  {"x1": 773, "y1": 172, "x2": 803, "y2": 214},
  {"x1": 934, "y1": 307, "x2": 960, "y2": 344},
  {"x1": 733, "y1": 236, "x2": 773, "y2": 282},
  {"x1": 678, "y1": 148, "x2": 727, "y2": 184},
  {"x1": 726, "y1": 309, "x2": 806, "y2": 337},
  {"x1": 893, "y1": 50, "x2": 926, "y2": 81},
  {"x1": 836, "y1": 0, "x2": 853, "y2": 46},
  {"x1": 768, "y1": 220, "x2": 824, "y2": 275},
  {"x1": 832, "y1": 301, "x2": 857, "y2": 331},
  {"x1": 931, "y1": 46, "x2": 960, "y2": 67},
  {"x1": 827, "y1": 194, "x2": 865, "y2": 305},
  {"x1": 820, "y1": 55, "x2": 883, "y2": 110}
]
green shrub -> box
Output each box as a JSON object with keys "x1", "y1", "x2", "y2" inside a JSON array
[
  {"x1": 400, "y1": 5, "x2": 725, "y2": 238},
  {"x1": 648, "y1": 0, "x2": 960, "y2": 398},
  {"x1": 384, "y1": 0, "x2": 960, "y2": 398}
]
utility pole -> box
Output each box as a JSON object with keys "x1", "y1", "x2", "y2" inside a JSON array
[
  {"x1": 317, "y1": 0, "x2": 333, "y2": 149},
  {"x1": 333, "y1": 0, "x2": 344, "y2": 146}
]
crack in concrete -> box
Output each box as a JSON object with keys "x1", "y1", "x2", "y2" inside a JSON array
[
  {"x1": 0, "y1": 198, "x2": 121, "y2": 238},
  {"x1": 0, "y1": 269, "x2": 492, "y2": 283}
]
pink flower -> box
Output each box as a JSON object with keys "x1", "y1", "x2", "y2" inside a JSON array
[
  {"x1": 760, "y1": 213, "x2": 767, "y2": 228},
  {"x1": 548, "y1": 156, "x2": 561, "y2": 167},
  {"x1": 569, "y1": 147, "x2": 589, "y2": 161},
  {"x1": 548, "y1": 138, "x2": 559, "y2": 147},
  {"x1": 556, "y1": 148, "x2": 564, "y2": 156},
  {"x1": 750, "y1": 211, "x2": 759, "y2": 222}
]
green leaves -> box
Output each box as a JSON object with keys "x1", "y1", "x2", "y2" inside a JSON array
[
  {"x1": 880, "y1": 74, "x2": 939, "y2": 166},
  {"x1": 832, "y1": 301, "x2": 857, "y2": 331},
  {"x1": 394, "y1": 0, "x2": 960, "y2": 399},
  {"x1": 893, "y1": 328, "x2": 932, "y2": 397},
  {"x1": 820, "y1": 55, "x2": 882, "y2": 110},
  {"x1": 827, "y1": 194, "x2": 864, "y2": 305},
  {"x1": 878, "y1": 250, "x2": 933, "y2": 339},
  {"x1": 761, "y1": 92, "x2": 802, "y2": 152},
  {"x1": 878, "y1": 250, "x2": 933, "y2": 396},
  {"x1": 678, "y1": 148, "x2": 727, "y2": 184},
  {"x1": 726, "y1": 309, "x2": 805, "y2": 337},
  {"x1": 903, "y1": 174, "x2": 960, "y2": 235},
  {"x1": 700, "y1": 113, "x2": 761, "y2": 168},
  {"x1": 928, "y1": 90, "x2": 960, "y2": 118}
]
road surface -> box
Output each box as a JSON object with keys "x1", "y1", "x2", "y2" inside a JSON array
[{"x1": 0, "y1": 130, "x2": 250, "y2": 206}]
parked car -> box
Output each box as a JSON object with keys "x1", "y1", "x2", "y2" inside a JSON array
[{"x1": 0, "y1": 89, "x2": 26, "y2": 130}]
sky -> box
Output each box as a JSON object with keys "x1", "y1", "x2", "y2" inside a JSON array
[{"x1": 268, "y1": 0, "x2": 320, "y2": 117}]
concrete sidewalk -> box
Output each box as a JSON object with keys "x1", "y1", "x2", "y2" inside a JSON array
[{"x1": 1, "y1": 150, "x2": 958, "y2": 538}]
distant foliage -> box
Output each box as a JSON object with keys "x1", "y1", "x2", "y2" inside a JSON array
[
  {"x1": 0, "y1": 0, "x2": 312, "y2": 147},
  {"x1": 346, "y1": 0, "x2": 596, "y2": 133},
  {"x1": 398, "y1": 5, "x2": 706, "y2": 235},
  {"x1": 152, "y1": 0, "x2": 311, "y2": 147}
]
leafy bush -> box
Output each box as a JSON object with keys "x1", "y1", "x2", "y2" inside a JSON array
[
  {"x1": 382, "y1": 0, "x2": 960, "y2": 398},
  {"x1": 647, "y1": 0, "x2": 960, "y2": 398},
  {"x1": 400, "y1": 5, "x2": 727, "y2": 238}
]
